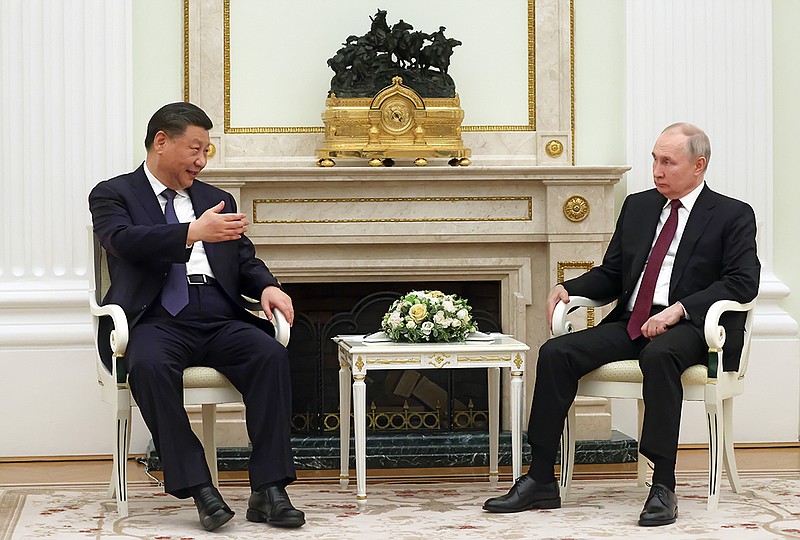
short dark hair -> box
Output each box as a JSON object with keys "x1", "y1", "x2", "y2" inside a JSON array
[{"x1": 144, "y1": 102, "x2": 213, "y2": 150}]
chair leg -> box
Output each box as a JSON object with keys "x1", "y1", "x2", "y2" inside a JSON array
[
  {"x1": 636, "y1": 399, "x2": 647, "y2": 486},
  {"x1": 722, "y1": 397, "x2": 742, "y2": 493},
  {"x1": 559, "y1": 402, "x2": 577, "y2": 501},
  {"x1": 705, "y1": 396, "x2": 723, "y2": 511},
  {"x1": 201, "y1": 404, "x2": 219, "y2": 487},
  {"x1": 110, "y1": 390, "x2": 131, "y2": 517}
]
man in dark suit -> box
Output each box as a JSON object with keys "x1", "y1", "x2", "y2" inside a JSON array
[
  {"x1": 483, "y1": 123, "x2": 760, "y2": 526},
  {"x1": 89, "y1": 102, "x2": 305, "y2": 531}
]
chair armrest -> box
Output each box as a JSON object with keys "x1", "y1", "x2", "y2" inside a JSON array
[
  {"x1": 552, "y1": 296, "x2": 613, "y2": 337},
  {"x1": 243, "y1": 295, "x2": 291, "y2": 347},
  {"x1": 272, "y1": 308, "x2": 290, "y2": 347},
  {"x1": 703, "y1": 299, "x2": 756, "y2": 350},
  {"x1": 89, "y1": 296, "x2": 129, "y2": 357},
  {"x1": 89, "y1": 295, "x2": 129, "y2": 385},
  {"x1": 702, "y1": 299, "x2": 756, "y2": 379}
]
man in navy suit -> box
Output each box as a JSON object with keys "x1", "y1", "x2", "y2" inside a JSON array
[
  {"x1": 90, "y1": 102, "x2": 304, "y2": 531},
  {"x1": 483, "y1": 123, "x2": 760, "y2": 525}
]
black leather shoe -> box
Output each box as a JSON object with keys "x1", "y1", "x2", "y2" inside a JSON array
[
  {"x1": 247, "y1": 485, "x2": 305, "y2": 528},
  {"x1": 482, "y1": 475, "x2": 561, "y2": 513},
  {"x1": 193, "y1": 486, "x2": 235, "y2": 532},
  {"x1": 638, "y1": 483, "x2": 678, "y2": 526}
]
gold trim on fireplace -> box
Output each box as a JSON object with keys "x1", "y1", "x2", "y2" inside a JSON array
[
  {"x1": 252, "y1": 196, "x2": 533, "y2": 224},
  {"x1": 218, "y1": 0, "x2": 542, "y2": 133},
  {"x1": 303, "y1": 405, "x2": 491, "y2": 432},
  {"x1": 556, "y1": 260, "x2": 596, "y2": 327}
]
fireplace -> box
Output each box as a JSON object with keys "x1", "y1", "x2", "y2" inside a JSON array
[{"x1": 283, "y1": 281, "x2": 502, "y2": 435}]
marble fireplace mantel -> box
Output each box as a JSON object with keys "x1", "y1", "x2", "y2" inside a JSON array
[{"x1": 196, "y1": 163, "x2": 629, "y2": 444}]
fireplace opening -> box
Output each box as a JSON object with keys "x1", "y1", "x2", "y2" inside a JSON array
[{"x1": 281, "y1": 281, "x2": 502, "y2": 434}]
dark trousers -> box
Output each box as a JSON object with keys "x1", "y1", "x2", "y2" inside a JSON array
[
  {"x1": 527, "y1": 315, "x2": 706, "y2": 474},
  {"x1": 126, "y1": 282, "x2": 296, "y2": 498}
]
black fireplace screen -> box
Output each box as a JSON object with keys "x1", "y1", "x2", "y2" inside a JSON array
[{"x1": 281, "y1": 281, "x2": 502, "y2": 434}]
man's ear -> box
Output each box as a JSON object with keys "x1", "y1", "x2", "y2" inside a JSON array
[
  {"x1": 695, "y1": 156, "x2": 707, "y2": 175},
  {"x1": 153, "y1": 130, "x2": 168, "y2": 151}
]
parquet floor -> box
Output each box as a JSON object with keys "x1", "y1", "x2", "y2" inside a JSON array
[{"x1": 1, "y1": 445, "x2": 797, "y2": 486}]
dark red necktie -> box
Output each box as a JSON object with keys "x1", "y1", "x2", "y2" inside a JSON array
[
  {"x1": 627, "y1": 199, "x2": 682, "y2": 339},
  {"x1": 160, "y1": 189, "x2": 189, "y2": 316}
]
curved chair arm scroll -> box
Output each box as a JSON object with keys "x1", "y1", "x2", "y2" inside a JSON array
[
  {"x1": 89, "y1": 296, "x2": 130, "y2": 386},
  {"x1": 703, "y1": 299, "x2": 756, "y2": 379},
  {"x1": 703, "y1": 299, "x2": 756, "y2": 350},
  {"x1": 243, "y1": 296, "x2": 291, "y2": 347},
  {"x1": 552, "y1": 296, "x2": 612, "y2": 337},
  {"x1": 89, "y1": 299, "x2": 130, "y2": 357},
  {"x1": 272, "y1": 308, "x2": 291, "y2": 347}
]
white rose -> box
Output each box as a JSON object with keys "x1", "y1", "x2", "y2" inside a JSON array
[
  {"x1": 406, "y1": 320, "x2": 417, "y2": 329},
  {"x1": 457, "y1": 309, "x2": 468, "y2": 320},
  {"x1": 388, "y1": 312, "x2": 402, "y2": 328},
  {"x1": 451, "y1": 319, "x2": 462, "y2": 328},
  {"x1": 443, "y1": 300, "x2": 455, "y2": 312},
  {"x1": 421, "y1": 321, "x2": 434, "y2": 334},
  {"x1": 434, "y1": 311, "x2": 446, "y2": 325}
]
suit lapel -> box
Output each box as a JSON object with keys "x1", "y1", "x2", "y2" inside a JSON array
[
  {"x1": 670, "y1": 184, "x2": 715, "y2": 295},
  {"x1": 626, "y1": 192, "x2": 667, "y2": 288},
  {"x1": 130, "y1": 165, "x2": 167, "y2": 225}
]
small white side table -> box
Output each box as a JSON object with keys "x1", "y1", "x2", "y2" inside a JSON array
[{"x1": 333, "y1": 334, "x2": 529, "y2": 503}]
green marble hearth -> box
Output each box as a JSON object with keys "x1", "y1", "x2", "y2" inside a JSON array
[{"x1": 146, "y1": 430, "x2": 637, "y2": 472}]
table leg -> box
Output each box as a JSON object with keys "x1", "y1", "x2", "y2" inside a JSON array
[
  {"x1": 487, "y1": 367, "x2": 500, "y2": 484},
  {"x1": 511, "y1": 370, "x2": 524, "y2": 479},
  {"x1": 353, "y1": 374, "x2": 367, "y2": 504},
  {"x1": 339, "y1": 362, "x2": 352, "y2": 488}
]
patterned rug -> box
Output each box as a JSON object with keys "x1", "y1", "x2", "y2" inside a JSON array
[{"x1": 2, "y1": 473, "x2": 800, "y2": 539}]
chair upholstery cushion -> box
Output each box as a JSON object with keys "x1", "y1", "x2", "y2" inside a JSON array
[
  {"x1": 183, "y1": 367, "x2": 235, "y2": 388},
  {"x1": 582, "y1": 360, "x2": 708, "y2": 385}
]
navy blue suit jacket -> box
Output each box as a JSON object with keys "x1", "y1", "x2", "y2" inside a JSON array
[
  {"x1": 89, "y1": 164, "x2": 279, "y2": 367},
  {"x1": 562, "y1": 184, "x2": 760, "y2": 371}
]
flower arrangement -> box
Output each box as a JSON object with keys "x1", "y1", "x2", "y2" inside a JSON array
[{"x1": 381, "y1": 290, "x2": 478, "y2": 343}]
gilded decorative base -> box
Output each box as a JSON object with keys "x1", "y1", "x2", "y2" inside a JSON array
[{"x1": 317, "y1": 76, "x2": 471, "y2": 167}]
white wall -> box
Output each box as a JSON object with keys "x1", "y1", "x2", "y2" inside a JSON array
[
  {"x1": 772, "y1": 0, "x2": 800, "y2": 340},
  {"x1": 0, "y1": 0, "x2": 136, "y2": 456}
]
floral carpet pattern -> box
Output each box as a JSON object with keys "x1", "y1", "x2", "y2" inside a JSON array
[{"x1": 2, "y1": 473, "x2": 800, "y2": 539}]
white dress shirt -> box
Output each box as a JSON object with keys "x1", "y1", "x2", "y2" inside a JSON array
[
  {"x1": 144, "y1": 163, "x2": 216, "y2": 279},
  {"x1": 625, "y1": 181, "x2": 705, "y2": 312}
]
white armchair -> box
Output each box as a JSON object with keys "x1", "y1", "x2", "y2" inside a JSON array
[
  {"x1": 87, "y1": 227, "x2": 290, "y2": 517},
  {"x1": 554, "y1": 296, "x2": 755, "y2": 511}
]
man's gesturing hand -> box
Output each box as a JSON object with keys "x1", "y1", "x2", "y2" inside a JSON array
[{"x1": 187, "y1": 200, "x2": 249, "y2": 244}]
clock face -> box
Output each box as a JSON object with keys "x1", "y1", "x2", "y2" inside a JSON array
[{"x1": 381, "y1": 97, "x2": 414, "y2": 134}]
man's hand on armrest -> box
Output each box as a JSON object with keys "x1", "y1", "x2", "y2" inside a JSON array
[
  {"x1": 547, "y1": 284, "x2": 571, "y2": 330},
  {"x1": 260, "y1": 285, "x2": 295, "y2": 326}
]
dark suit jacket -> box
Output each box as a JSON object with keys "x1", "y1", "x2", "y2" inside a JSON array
[
  {"x1": 563, "y1": 184, "x2": 760, "y2": 371},
  {"x1": 89, "y1": 164, "x2": 279, "y2": 367}
]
